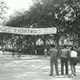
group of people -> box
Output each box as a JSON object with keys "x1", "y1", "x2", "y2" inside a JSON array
[{"x1": 48, "y1": 44, "x2": 78, "y2": 77}]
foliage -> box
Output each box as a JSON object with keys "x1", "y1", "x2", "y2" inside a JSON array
[
  {"x1": 5, "y1": 0, "x2": 80, "y2": 52},
  {"x1": 0, "y1": 0, "x2": 8, "y2": 45},
  {"x1": 6, "y1": 0, "x2": 80, "y2": 35},
  {"x1": 0, "y1": 0, "x2": 8, "y2": 20}
]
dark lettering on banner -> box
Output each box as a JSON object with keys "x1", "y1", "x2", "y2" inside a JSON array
[
  {"x1": 30, "y1": 30, "x2": 37, "y2": 34},
  {"x1": 17, "y1": 29, "x2": 23, "y2": 33},
  {"x1": 14, "y1": 28, "x2": 17, "y2": 33}
]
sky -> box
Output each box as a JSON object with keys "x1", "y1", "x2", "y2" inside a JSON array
[{"x1": 4, "y1": 0, "x2": 33, "y2": 17}]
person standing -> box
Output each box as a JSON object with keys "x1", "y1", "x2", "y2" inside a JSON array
[
  {"x1": 60, "y1": 45, "x2": 69, "y2": 75},
  {"x1": 78, "y1": 47, "x2": 80, "y2": 62},
  {"x1": 44, "y1": 48, "x2": 47, "y2": 57},
  {"x1": 48, "y1": 44, "x2": 59, "y2": 76},
  {"x1": 2, "y1": 40, "x2": 6, "y2": 55},
  {"x1": 2, "y1": 45, "x2": 5, "y2": 55},
  {"x1": 70, "y1": 47, "x2": 78, "y2": 77}
]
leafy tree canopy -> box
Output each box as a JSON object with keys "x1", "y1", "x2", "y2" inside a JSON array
[
  {"x1": 6, "y1": 0, "x2": 80, "y2": 39},
  {"x1": 0, "y1": 0, "x2": 8, "y2": 20}
]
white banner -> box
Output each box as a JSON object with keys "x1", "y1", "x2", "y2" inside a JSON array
[{"x1": 0, "y1": 25, "x2": 57, "y2": 35}]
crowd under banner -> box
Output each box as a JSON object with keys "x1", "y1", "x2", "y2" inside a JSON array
[{"x1": 0, "y1": 25, "x2": 57, "y2": 35}]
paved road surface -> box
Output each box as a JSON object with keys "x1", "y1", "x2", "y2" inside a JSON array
[{"x1": 0, "y1": 51, "x2": 80, "y2": 80}]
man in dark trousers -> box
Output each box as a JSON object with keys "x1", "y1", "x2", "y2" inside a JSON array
[
  {"x1": 60, "y1": 45, "x2": 69, "y2": 75},
  {"x1": 48, "y1": 44, "x2": 59, "y2": 76}
]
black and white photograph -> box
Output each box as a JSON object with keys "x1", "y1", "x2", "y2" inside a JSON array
[{"x1": 0, "y1": 0, "x2": 80, "y2": 80}]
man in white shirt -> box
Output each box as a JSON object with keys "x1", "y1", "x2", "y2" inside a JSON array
[{"x1": 70, "y1": 47, "x2": 78, "y2": 77}]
